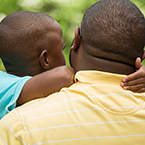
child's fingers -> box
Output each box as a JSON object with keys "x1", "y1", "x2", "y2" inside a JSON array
[
  {"x1": 122, "y1": 73, "x2": 141, "y2": 83},
  {"x1": 122, "y1": 83, "x2": 145, "y2": 93},
  {"x1": 122, "y1": 66, "x2": 145, "y2": 83},
  {"x1": 121, "y1": 77, "x2": 145, "y2": 87},
  {"x1": 120, "y1": 76, "x2": 145, "y2": 93}
]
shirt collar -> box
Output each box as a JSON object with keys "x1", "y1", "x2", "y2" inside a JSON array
[{"x1": 75, "y1": 70, "x2": 126, "y2": 85}]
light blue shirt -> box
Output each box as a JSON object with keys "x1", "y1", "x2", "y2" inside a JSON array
[{"x1": 0, "y1": 71, "x2": 31, "y2": 119}]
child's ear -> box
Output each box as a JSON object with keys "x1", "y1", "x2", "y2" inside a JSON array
[
  {"x1": 71, "y1": 27, "x2": 81, "y2": 51},
  {"x1": 39, "y1": 50, "x2": 50, "y2": 70}
]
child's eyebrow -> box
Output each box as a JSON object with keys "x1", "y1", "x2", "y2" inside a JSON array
[
  {"x1": 63, "y1": 44, "x2": 66, "y2": 50},
  {"x1": 62, "y1": 40, "x2": 66, "y2": 50}
]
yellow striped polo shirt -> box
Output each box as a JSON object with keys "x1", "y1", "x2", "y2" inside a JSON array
[{"x1": 0, "y1": 70, "x2": 145, "y2": 145}]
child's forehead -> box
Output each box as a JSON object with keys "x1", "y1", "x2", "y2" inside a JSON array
[
  {"x1": 51, "y1": 21, "x2": 63, "y2": 35},
  {"x1": 43, "y1": 21, "x2": 63, "y2": 45}
]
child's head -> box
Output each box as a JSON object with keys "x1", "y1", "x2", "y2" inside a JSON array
[{"x1": 0, "y1": 11, "x2": 66, "y2": 76}]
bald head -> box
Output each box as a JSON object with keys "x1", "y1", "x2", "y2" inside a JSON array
[
  {"x1": 0, "y1": 11, "x2": 56, "y2": 75},
  {"x1": 81, "y1": 0, "x2": 145, "y2": 66}
]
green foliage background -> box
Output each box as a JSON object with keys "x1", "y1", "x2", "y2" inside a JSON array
[{"x1": 0, "y1": 0, "x2": 145, "y2": 71}]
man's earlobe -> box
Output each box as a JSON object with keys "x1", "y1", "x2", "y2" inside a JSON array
[
  {"x1": 71, "y1": 27, "x2": 81, "y2": 51},
  {"x1": 40, "y1": 50, "x2": 50, "y2": 70}
]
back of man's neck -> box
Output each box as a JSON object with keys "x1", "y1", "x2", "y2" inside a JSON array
[{"x1": 77, "y1": 56, "x2": 135, "y2": 75}]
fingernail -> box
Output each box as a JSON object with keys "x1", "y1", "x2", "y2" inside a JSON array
[
  {"x1": 122, "y1": 78, "x2": 126, "y2": 82},
  {"x1": 123, "y1": 86, "x2": 128, "y2": 90},
  {"x1": 120, "y1": 82, "x2": 124, "y2": 86}
]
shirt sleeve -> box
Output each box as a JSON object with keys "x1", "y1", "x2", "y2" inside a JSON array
[
  {"x1": 0, "y1": 110, "x2": 27, "y2": 145},
  {"x1": 0, "y1": 71, "x2": 32, "y2": 119}
]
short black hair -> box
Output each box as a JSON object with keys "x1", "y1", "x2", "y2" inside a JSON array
[
  {"x1": 0, "y1": 11, "x2": 55, "y2": 70},
  {"x1": 81, "y1": 0, "x2": 145, "y2": 65}
]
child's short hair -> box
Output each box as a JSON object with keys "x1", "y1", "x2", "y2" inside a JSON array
[{"x1": 0, "y1": 11, "x2": 55, "y2": 71}]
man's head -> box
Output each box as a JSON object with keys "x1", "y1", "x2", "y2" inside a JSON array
[
  {"x1": 0, "y1": 11, "x2": 65, "y2": 76},
  {"x1": 70, "y1": 0, "x2": 145, "y2": 74}
]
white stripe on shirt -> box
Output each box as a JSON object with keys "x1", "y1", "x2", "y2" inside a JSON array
[
  {"x1": 32, "y1": 133, "x2": 145, "y2": 145},
  {"x1": 25, "y1": 119, "x2": 145, "y2": 134},
  {"x1": 22, "y1": 106, "x2": 145, "y2": 123},
  {"x1": 0, "y1": 137, "x2": 7, "y2": 145},
  {"x1": 2, "y1": 119, "x2": 26, "y2": 145}
]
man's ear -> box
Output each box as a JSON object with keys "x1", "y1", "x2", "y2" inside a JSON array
[
  {"x1": 141, "y1": 49, "x2": 145, "y2": 61},
  {"x1": 71, "y1": 27, "x2": 81, "y2": 51},
  {"x1": 39, "y1": 50, "x2": 50, "y2": 70}
]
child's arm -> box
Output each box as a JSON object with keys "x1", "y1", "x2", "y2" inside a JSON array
[
  {"x1": 120, "y1": 57, "x2": 145, "y2": 93},
  {"x1": 17, "y1": 66, "x2": 75, "y2": 106}
]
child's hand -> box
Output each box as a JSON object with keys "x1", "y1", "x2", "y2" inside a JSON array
[{"x1": 120, "y1": 57, "x2": 145, "y2": 93}]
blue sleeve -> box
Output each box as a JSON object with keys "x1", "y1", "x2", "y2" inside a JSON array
[{"x1": 0, "y1": 71, "x2": 32, "y2": 119}]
